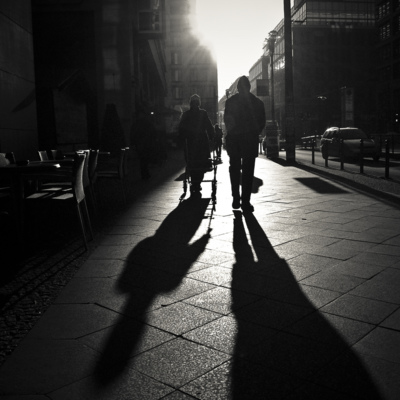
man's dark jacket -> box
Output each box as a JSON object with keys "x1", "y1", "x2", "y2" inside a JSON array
[{"x1": 224, "y1": 92, "x2": 266, "y2": 158}]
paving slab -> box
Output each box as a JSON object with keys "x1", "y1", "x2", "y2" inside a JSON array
[{"x1": 1, "y1": 150, "x2": 400, "y2": 399}]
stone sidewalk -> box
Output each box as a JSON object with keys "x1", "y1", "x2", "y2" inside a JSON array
[{"x1": 0, "y1": 150, "x2": 400, "y2": 399}]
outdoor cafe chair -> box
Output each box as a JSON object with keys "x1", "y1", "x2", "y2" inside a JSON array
[
  {"x1": 0, "y1": 153, "x2": 15, "y2": 206},
  {"x1": 25, "y1": 153, "x2": 93, "y2": 250},
  {"x1": 0, "y1": 152, "x2": 16, "y2": 192},
  {"x1": 38, "y1": 150, "x2": 49, "y2": 161}
]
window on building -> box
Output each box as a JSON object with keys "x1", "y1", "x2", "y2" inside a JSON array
[
  {"x1": 172, "y1": 69, "x2": 181, "y2": 82},
  {"x1": 171, "y1": 52, "x2": 181, "y2": 65},
  {"x1": 380, "y1": 22, "x2": 391, "y2": 40},
  {"x1": 138, "y1": 0, "x2": 161, "y2": 32},
  {"x1": 190, "y1": 68, "x2": 208, "y2": 81},
  {"x1": 173, "y1": 86, "x2": 182, "y2": 99},
  {"x1": 377, "y1": 1, "x2": 390, "y2": 20}
]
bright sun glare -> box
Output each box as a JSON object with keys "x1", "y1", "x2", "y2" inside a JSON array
[{"x1": 194, "y1": 0, "x2": 284, "y2": 99}]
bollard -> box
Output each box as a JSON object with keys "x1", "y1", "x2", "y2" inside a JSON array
[
  {"x1": 324, "y1": 142, "x2": 328, "y2": 167},
  {"x1": 340, "y1": 139, "x2": 344, "y2": 170},
  {"x1": 311, "y1": 140, "x2": 315, "y2": 164},
  {"x1": 385, "y1": 139, "x2": 390, "y2": 179},
  {"x1": 325, "y1": 142, "x2": 329, "y2": 167},
  {"x1": 360, "y1": 139, "x2": 364, "y2": 174}
]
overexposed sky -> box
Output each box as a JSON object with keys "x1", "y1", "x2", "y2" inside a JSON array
[{"x1": 194, "y1": 1, "x2": 285, "y2": 100}]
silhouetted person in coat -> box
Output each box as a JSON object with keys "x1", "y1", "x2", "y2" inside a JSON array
[
  {"x1": 224, "y1": 76, "x2": 266, "y2": 212},
  {"x1": 179, "y1": 94, "x2": 214, "y2": 196},
  {"x1": 214, "y1": 123, "x2": 223, "y2": 160}
]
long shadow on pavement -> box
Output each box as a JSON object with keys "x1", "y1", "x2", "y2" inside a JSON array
[
  {"x1": 93, "y1": 198, "x2": 211, "y2": 386},
  {"x1": 230, "y1": 211, "x2": 382, "y2": 399}
]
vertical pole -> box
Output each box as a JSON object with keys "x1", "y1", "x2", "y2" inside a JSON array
[
  {"x1": 385, "y1": 139, "x2": 390, "y2": 179},
  {"x1": 340, "y1": 139, "x2": 344, "y2": 170},
  {"x1": 311, "y1": 140, "x2": 315, "y2": 164},
  {"x1": 284, "y1": 0, "x2": 295, "y2": 163},
  {"x1": 271, "y1": 52, "x2": 275, "y2": 122},
  {"x1": 325, "y1": 142, "x2": 329, "y2": 167},
  {"x1": 360, "y1": 139, "x2": 364, "y2": 174}
]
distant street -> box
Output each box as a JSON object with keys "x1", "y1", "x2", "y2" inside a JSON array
[{"x1": 281, "y1": 149, "x2": 400, "y2": 182}]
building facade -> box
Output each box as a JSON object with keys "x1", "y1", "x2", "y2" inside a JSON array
[
  {"x1": 1, "y1": 0, "x2": 218, "y2": 158},
  {"x1": 265, "y1": 0, "x2": 377, "y2": 141},
  {"x1": 164, "y1": 0, "x2": 218, "y2": 138},
  {"x1": 0, "y1": 1, "x2": 38, "y2": 159},
  {"x1": 375, "y1": 0, "x2": 400, "y2": 133}
]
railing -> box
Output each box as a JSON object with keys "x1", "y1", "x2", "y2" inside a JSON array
[
  {"x1": 304, "y1": 138, "x2": 399, "y2": 179},
  {"x1": 371, "y1": 133, "x2": 400, "y2": 156}
]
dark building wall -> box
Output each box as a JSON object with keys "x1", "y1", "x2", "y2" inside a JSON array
[
  {"x1": 32, "y1": 9, "x2": 98, "y2": 150},
  {"x1": 32, "y1": 0, "x2": 138, "y2": 152},
  {"x1": 292, "y1": 25, "x2": 377, "y2": 136},
  {"x1": 376, "y1": 0, "x2": 400, "y2": 133},
  {"x1": 0, "y1": 1, "x2": 38, "y2": 159}
]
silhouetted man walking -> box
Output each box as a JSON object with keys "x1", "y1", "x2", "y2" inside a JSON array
[{"x1": 224, "y1": 76, "x2": 266, "y2": 212}]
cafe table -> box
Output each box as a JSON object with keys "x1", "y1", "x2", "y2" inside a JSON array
[{"x1": 0, "y1": 161, "x2": 61, "y2": 244}]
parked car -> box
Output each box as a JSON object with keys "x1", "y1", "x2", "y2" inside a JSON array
[{"x1": 320, "y1": 127, "x2": 380, "y2": 161}]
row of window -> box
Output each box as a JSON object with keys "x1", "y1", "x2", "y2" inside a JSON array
[
  {"x1": 292, "y1": 1, "x2": 375, "y2": 26},
  {"x1": 171, "y1": 86, "x2": 216, "y2": 99},
  {"x1": 377, "y1": 0, "x2": 400, "y2": 20},
  {"x1": 377, "y1": 1, "x2": 390, "y2": 20},
  {"x1": 171, "y1": 68, "x2": 209, "y2": 82},
  {"x1": 171, "y1": 51, "x2": 214, "y2": 65},
  {"x1": 379, "y1": 15, "x2": 400, "y2": 40},
  {"x1": 138, "y1": 0, "x2": 161, "y2": 33}
]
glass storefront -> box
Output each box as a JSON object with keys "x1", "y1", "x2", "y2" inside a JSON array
[{"x1": 292, "y1": 1, "x2": 375, "y2": 27}]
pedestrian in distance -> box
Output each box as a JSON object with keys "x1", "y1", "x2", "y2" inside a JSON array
[
  {"x1": 214, "y1": 123, "x2": 223, "y2": 160},
  {"x1": 224, "y1": 75, "x2": 266, "y2": 212},
  {"x1": 178, "y1": 94, "x2": 215, "y2": 197}
]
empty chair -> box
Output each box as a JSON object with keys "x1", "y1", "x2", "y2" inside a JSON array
[
  {"x1": 0, "y1": 152, "x2": 16, "y2": 190},
  {"x1": 0, "y1": 153, "x2": 14, "y2": 203},
  {"x1": 76, "y1": 149, "x2": 97, "y2": 215},
  {"x1": 95, "y1": 148, "x2": 127, "y2": 205},
  {"x1": 25, "y1": 153, "x2": 93, "y2": 250},
  {"x1": 38, "y1": 150, "x2": 49, "y2": 161},
  {"x1": 0, "y1": 152, "x2": 16, "y2": 164}
]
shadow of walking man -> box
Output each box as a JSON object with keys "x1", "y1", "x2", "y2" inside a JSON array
[
  {"x1": 230, "y1": 212, "x2": 382, "y2": 399},
  {"x1": 93, "y1": 198, "x2": 211, "y2": 386}
]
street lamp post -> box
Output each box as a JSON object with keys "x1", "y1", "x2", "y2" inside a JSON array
[
  {"x1": 263, "y1": 30, "x2": 280, "y2": 159},
  {"x1": 284, "y1": 0, "x2": 295, "y2": 163},
  {"x1": 267, "y1": 30, "x2": 278, "y2": 122}
]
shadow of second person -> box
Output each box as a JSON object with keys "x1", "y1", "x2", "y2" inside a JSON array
[
  {"x1": 93, "y1": 198, "x2": 211, "y2": 385},
  {"x1": 230, "y1": 212, "x2": 382, "y2": 399}
]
